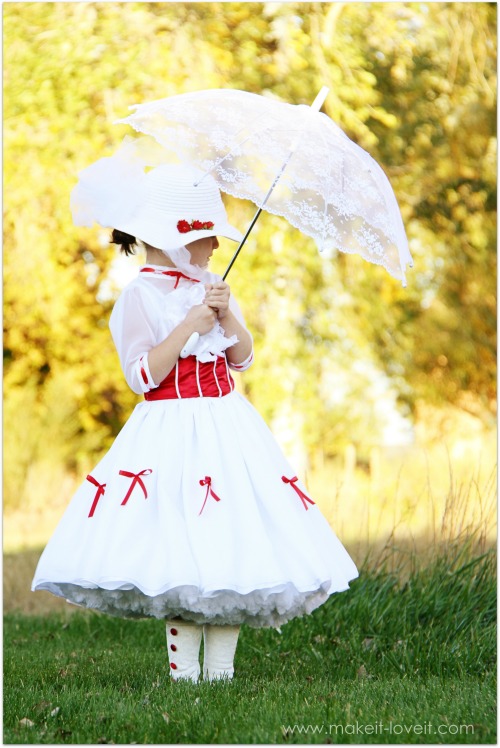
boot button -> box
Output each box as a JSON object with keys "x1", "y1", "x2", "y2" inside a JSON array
[
  {"x1": 170, "y1": 644, "x2": 177, "y2": 651},
  {"x1": 170, "y1": 662, "x2": 177, "y2": 670},
  {"x1": 170, "y1": 628, "x2": 178, "y2": 635}
]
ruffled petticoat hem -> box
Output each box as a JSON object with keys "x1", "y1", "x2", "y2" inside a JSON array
[{"x1": 32, "y1": 578, "x2": 355, "y2": 628}]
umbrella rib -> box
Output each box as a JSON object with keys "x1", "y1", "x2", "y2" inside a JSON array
[
  {"x1": 193, "y1": 103, "x2": 288, "y2": 184},
  {"x1": 194, "y1": 123, "x2": 300, "y2": 186},
  {"x1": 222, "y1": 146, "x2": 298, "y2": 280},
  {"x1": 193, "y1": 131, "x2": 265, "y2": 185}
]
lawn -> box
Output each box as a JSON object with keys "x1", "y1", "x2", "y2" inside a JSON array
[{"x1": 3, "y1": 543, "x2": 496, "y2": 744}]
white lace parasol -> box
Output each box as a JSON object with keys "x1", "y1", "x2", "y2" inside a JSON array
[{"x1": 116, "y1": 88, "x2": 413, "y2": 285}]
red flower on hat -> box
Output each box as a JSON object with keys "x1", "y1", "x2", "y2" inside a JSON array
[{"x1": 177, "y1": 219, "x2": 215, "y2": 234}]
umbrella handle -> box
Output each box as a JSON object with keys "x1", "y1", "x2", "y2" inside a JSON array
[{"x1": 222, "y1": 87, "x2": 330, "y2": 281}]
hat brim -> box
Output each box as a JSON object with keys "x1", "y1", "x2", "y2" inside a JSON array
[
  {"x1": 178, "y1": 224, "x2": 243, "y2": 248},
  {"x1": 116, "y1": 217, "x2": 242, "y2": 251}
]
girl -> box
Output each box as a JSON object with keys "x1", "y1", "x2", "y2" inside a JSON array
[{"x1": 32, "y1": 160, "x2": 358, "y2": 683}]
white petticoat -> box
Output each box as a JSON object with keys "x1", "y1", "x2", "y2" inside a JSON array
[{"x1": 32, "y1": 391, "x2": 358, "y2": 627}]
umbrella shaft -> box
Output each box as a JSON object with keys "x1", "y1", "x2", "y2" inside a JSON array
[
  {"x1": 222, "y1": 152, "x2": 293, "y2": 280},
  {"x1": 222, "y1": 206, "x2": 263, "y2": 281}
]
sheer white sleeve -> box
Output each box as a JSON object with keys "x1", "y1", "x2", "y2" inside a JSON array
[
  {"x1": 109, "y1": 285, "x2": 159, "y2": 394},
  {"x1": 227, "y1": 295, "x2": 254, "y2": 372}
]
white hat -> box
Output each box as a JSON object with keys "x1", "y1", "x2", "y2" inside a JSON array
[{"x1": 71, "y1": 157, "x2": 242, "y2": 249}]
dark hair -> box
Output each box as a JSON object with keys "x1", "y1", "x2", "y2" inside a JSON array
[{"x1": 110, "y1": 228, "x2": 137, "y2": 256}]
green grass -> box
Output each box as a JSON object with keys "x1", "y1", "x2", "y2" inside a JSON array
[{"x1": 4, "y1": 546, "x2": 496, "y2": 744}]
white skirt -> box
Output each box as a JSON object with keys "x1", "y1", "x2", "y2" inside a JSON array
[{"x1": 32, "y1": 392, "x2": 359, "y2": 627}]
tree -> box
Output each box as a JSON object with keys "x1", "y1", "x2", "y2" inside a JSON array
[{"x1": 3, "y1": 3, "x2": 496, "y2": 509}]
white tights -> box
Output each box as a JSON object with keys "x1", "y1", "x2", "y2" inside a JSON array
[{"x1": 166, "y1": 620, "x2": 240, "y2": 683}]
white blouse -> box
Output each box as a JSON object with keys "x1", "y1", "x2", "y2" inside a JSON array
[{"x1": 109, "y1": 264, "x2": 254, "y2": 395}]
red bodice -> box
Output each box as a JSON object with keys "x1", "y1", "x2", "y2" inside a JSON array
[{"x1": 144, "y1": 355, "x2": 234, "y2": 400}]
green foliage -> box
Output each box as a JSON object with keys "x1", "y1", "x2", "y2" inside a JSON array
[
  {"x1": 3, "y1": 3, "x2": 497, "y2": 510},
  {"x1": 354, "y1": 2, "x2": 497, "y2": 421}
]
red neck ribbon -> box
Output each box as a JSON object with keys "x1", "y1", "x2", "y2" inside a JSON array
[{"x1": 140, "y1": 267, "x2": 200, "y2": 288}]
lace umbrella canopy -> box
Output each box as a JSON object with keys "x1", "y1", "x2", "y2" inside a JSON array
[{"x1": 113, "y1": 88, "x2": 412, "y2": 285}]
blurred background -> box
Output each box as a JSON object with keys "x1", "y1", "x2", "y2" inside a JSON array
[{"x1": 3, "y1": 3, "x2": 496, "y2": 603}]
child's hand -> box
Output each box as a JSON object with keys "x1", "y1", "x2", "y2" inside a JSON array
[
  {"x1": 184, "y1": 304, "x2": 217, "y2": 335},
  {"x1": 204, "y1": 282, "x2": 230, "y2": 319}
]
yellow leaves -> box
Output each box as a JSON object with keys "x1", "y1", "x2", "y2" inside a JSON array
[
  {"x1": 367, "y1": 107, "x2": 398, "y2": 130},
  {"x1": 2, "y1": 0, "x2": 497, "y2": 486},
  {"x1": 390, "y1": 63, "x2": 408, "y2": 84}
]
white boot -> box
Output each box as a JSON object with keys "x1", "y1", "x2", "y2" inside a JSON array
[
  {"x1": 203, "y1": 624, "x2": 240, "y2": 681},
  {"x1": 166, "y1": 620, "x2": 202, "y2": 683}
]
